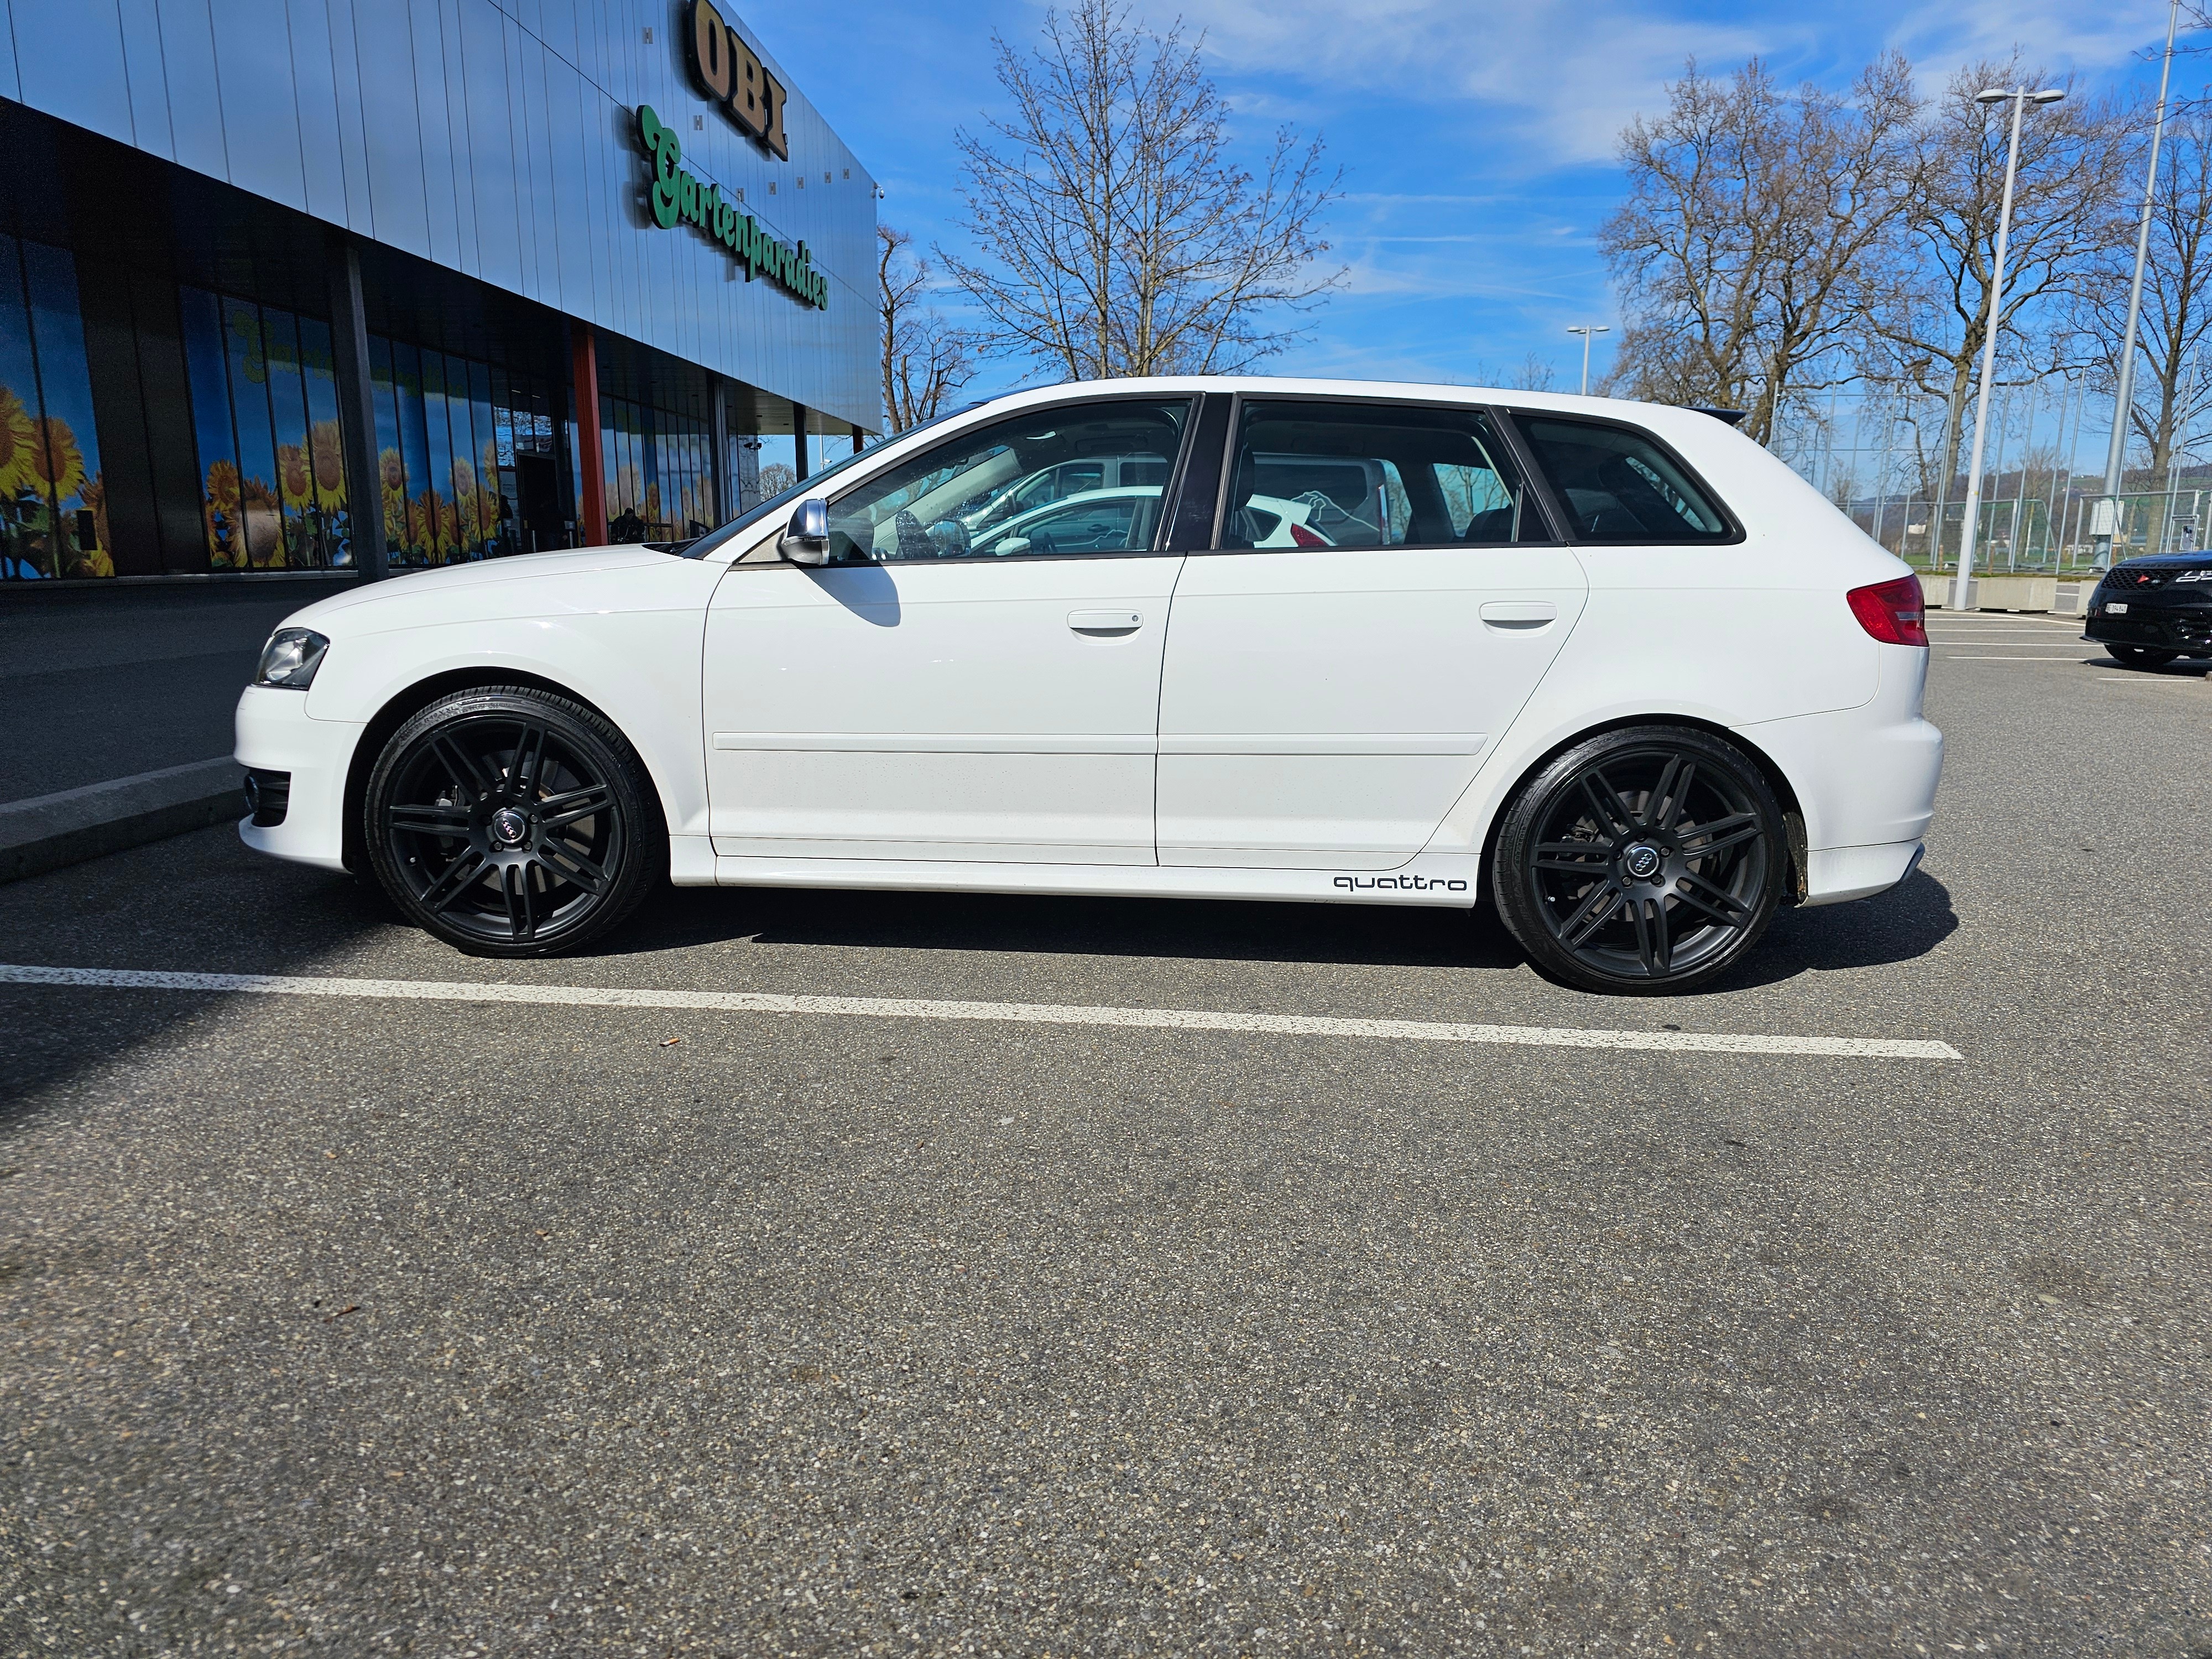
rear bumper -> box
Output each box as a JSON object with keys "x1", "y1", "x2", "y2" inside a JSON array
[
  {"x1": 234, "y1": 686, "x2": 361, "y2": 873},
  {"x1": 1738, "y1": 644, "x2": 1942, "y2": 902},
  {"x1": 1803, "y1": 840, "x2": 1922, "y2": 907}
]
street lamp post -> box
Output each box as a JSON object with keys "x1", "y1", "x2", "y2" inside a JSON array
[
  {"x1": 2094, "y1": 0, "x2": 2182, "y2": 570},
  {"x1": 1567, "y1": 325, "x2": 1610, "y2": 396},
  {"x1": 1952, "y1": 85, "x2": 2065, "y2": 612}
]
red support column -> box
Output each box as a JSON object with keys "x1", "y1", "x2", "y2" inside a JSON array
[{"x1": 571, "y1": 323, "x2": 606, "y2": 545}]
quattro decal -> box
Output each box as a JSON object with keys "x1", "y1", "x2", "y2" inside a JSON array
[{"x1": 1332, "y1": 875, "x2": 1469, "y2": 893}]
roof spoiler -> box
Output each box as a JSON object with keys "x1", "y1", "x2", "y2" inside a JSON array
[{"x1": 1684, "y1": 406, "x2": 1748, "y2": 427}]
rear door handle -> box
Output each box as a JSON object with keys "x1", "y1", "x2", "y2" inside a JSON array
[
  {"x1": 1480, "y1": 601, "x2": 1558, "y2": 629},
  {"x1": 1068, "y1": 609, "x2": 1142, "y2": 636}
]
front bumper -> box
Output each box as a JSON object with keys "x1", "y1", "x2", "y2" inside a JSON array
[
  {"x1": 234, "y1": 686, "x2": 363, "y2": 873},
  {"x1": 2084, "y1": 599, "x2": 2212, "y2": 656}
]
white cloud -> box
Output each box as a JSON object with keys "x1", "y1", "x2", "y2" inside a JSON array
[
  {"x1": 1885, "y1": 0, "x2": 2178, "y2": 84},
  {"x1": 1172, "y1": 0, "x2": 1774, "y2": 164}
]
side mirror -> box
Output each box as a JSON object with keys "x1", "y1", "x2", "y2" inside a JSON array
[{"x1": 778, "y1": 498, "x2": 830, "y2": 566}]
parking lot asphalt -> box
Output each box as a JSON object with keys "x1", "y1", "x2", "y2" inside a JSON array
[
  {"x1": 0, "y1": 580, "x2": 350, "y2": 804},
  {"x1": 2, "y1": 617, "x2": 2208, "y2": 1657}
]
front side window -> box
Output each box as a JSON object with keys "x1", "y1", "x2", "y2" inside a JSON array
[
  {"x1": 1514, "y1": 415, "x2": 1730, "y2": 541},
  {"x1": 823, "y1": 400, "x2": 1190, "y2": 562},
  {"x1": 1218, "y1": 401, "x2": 1541, "y2": 550}
]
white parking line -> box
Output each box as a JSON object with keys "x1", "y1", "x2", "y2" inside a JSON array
[
  {"x1": 1945, "y1": 655, "x2": 2095, "y2": 661},
  {"x1": 0, "y1": 963, "x2": 1962, "y2": 1062}
]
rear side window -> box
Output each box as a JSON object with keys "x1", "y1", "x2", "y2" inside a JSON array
[
  {"x1": 1514, "y1": 416, "x2": 1731, "y2": 541},
  {"x1": 1218, "y1": 401, "x2": 1543, "y2": 550}
]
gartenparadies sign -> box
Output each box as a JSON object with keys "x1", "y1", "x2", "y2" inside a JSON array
[
  {"x1": 635, "y1": 106, "x2": 826, "y2": 311},
  {"x1": 684, "y1": 0, "x2": 788, "y2": 160}
]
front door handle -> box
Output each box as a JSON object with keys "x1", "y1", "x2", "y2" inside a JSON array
[
  {"x1": 1480, "y1": 601, "x2": 1558, "y2": 629},
  {"x1": 1068, "y1": 609, "x2": 1142, "y2": 636}
]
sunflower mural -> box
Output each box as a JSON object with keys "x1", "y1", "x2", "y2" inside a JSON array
[
  {"x1": 202, "y1": 459, "x2": 242, "y2": 566},
  {"x1": 376, "y1": 447, "x2": 408, "y2": 559},
  {"x1": 436, "y1": 493, "x2": 462, "y2": 563},
  {"x1": 240, "y1": 478, "x2": 285, "y2": 568},
  {"x1": 0, "y1": 387, "x2": 36, "y2": 498},
  {"x1": 310, "y1": 420, "x2": 346, "y2": 512},
  {"x1": 278, "y1": 443, "x2": 311, "y2": 511},
  {"x1": 74, "y1": 475, "x2": 114, "y2": 578},
  {"x1": 0, "y1": 241, "x2": 112, "y2": 579},
  {"x1": 481, "y1": 436, "x2": 507, "y2": 555}
]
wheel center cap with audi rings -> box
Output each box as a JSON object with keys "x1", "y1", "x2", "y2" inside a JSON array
[
  {"x1": 1623, "y1": 842, "x2": 1664, "y2": 881},
  {"x1": 489, "y1": 806, "x2": 530, "y2": 848}
]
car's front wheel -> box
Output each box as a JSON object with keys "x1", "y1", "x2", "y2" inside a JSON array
[
  {"x1": 364, "y1": 686, "x2": 663, "y2": 958},
  {"x1": 2106, "y1": 643, "x2": 2178, "y2": 670},
  {"x1": 1492, "y1": 726, "x2": 1787, "y2": 996}
]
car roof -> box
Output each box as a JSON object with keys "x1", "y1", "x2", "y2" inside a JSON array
[
  {"x1": 996, "y1": 485, "x2": 1160, "y2": 525},
  {"x1": 966, "y1": 373, "x2": 1692, "y2": 421}
]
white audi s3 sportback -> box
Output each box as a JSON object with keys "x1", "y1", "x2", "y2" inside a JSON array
[{"x1": 235, "y1": 379, "x2": 1941, "y2": 995}]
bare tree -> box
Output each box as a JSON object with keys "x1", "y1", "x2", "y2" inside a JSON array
[
  {"x1": 2078, "y1": 99, "x2": 2212, "y2": 481},
  {"x1": 1468, "y1": 352, "x2": 1558, "y2": 390},
  {"x1": 879, "y1": 226, "x2": 974, "y2": 434},
  {"x1": 941, "y1": 0, "x2": 1344, "y2": 378},
  {"x1": 1507, "y1": 351, "x2": 1557, "y2": 392},
  {"x1": 1601, "y1": 56, "x2": 1920, "y2": 445},
  {"x1": 1868, "y1": 59, "x2": 2127, "y2": 489}
]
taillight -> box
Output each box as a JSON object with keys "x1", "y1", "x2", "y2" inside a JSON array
[
  {"x1": 1846, "y1": 575, "x2": 1928, "y2": 646},
  {"x1": 1288, "y1": 520, "x2": 1329, "y2": 548}
]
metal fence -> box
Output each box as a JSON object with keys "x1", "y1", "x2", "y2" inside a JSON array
[
  {"x1": 1766, "y1": 375, "x2": 2211, "y2": 571},
  {"x1": 1843, "y1": 486, "x2": 2209, "y2": 571}
]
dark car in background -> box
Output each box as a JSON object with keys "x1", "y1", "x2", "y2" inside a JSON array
[{"x1": 2085, "y1": 554, "x2": 2212, "y2": 669}]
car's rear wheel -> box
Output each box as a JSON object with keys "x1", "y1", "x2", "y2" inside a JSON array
[
  {"x1": 2106, "y1": 643, "x2": 2178, "y2": 670},
  {"x1": 1492, "y1": 726, "x2": 1787, "y2": 996},
  {"x1": 364, "y1": 686, "x2": 662, "y2": 958}
]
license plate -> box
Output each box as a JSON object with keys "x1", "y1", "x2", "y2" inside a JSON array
[{"x1": 2106, "y1": 602, "x2": 2128, "y2": 614}]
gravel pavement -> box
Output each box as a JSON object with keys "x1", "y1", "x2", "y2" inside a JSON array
[{"x1": 1, "y1": 617, "x2": 2207, "y2": 1657}]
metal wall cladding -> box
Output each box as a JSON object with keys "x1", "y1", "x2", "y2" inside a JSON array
[{"x1": 0, "y1": 0, "x2": 879, "y2": 430}]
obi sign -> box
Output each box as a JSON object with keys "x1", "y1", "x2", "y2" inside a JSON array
[
  {"x1": 635, "y1": 106, "x2": 827, "y2": 311},
  {"x1": 684, "y1": 1, "x2": 789, "y2": 160}
]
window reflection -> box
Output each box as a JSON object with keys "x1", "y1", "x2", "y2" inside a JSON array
[{"x1": 0, "y1": 235, "x2": 109, "y2": 579}]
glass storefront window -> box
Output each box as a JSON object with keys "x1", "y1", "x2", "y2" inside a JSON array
[
  {"x1": 0, "y1": 234, "x2": 109, "y2": 579},
  {"x1": 594, "y1": 388, "x2": 713, "y2": 542},
  {"x1": 366, "y1": 335, "x2": 545, "y2": 566},
  {"x1": 180, "y1": 286, "x2": 354, "y2": 571}
]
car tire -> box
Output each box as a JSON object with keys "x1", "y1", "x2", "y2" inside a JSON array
[
  {"x1": 364, "y1": 686, "x2": 664, "y2": 958},
  {"x1": 2106, "y1": 644, "x2": 2178, "y2": 670},
  {"x1": 1491, "y1": 726, "x2": 1787, "y2": 997}
]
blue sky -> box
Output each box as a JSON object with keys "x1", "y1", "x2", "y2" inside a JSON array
[{"x1": 763, "y1": 0, "x2": 2190, "y2": 401}]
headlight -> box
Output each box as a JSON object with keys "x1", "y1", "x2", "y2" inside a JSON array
[{"x1": 255, "y1": 628, "x2": 328, "y2": 688}]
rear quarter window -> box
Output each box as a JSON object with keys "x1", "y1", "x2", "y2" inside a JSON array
[{"x1": 1514, "y1": 415, "x2": 1733, "y2": 542}]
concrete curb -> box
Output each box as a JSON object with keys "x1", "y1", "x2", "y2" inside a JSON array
[{"x1": 0, "y1": 758, "x2": 243, "y2": 884}]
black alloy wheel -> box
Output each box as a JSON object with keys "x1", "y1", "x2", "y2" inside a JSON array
[
  {"x1": 1492, "y1": 726, "x2": 1787, "y2": 995},
  {"x1": 364, "y1": 686, "x2": 662, "y2": 958},
  {"x1": 2106, "y1": 643, "x2": 2179, "y2": 670}
]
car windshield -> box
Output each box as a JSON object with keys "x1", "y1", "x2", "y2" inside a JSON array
[{"x1": 675, "y1": 403, "x2": 983, "y2": 559}]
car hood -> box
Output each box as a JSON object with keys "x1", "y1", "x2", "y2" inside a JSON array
[
  {"x1": 2108, "y1": 551, "x2": 2212, "y2": 572},
  {"x1": 277, "y1": 545, "x2": 678, "y2": 632}
]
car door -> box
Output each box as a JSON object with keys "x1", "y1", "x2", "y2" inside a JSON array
[
  {"x1": 702, "y1": 397, "x2": 1193, "y2": 865},
  {"x1": 1155, "y1": 396, "x2": 1588, "y2": 869}
]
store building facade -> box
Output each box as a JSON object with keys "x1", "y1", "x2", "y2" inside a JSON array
[{"x1": 0, "y1": 0, "x2": 877, "y2": 585}]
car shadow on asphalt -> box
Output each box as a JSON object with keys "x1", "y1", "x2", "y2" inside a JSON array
[
  {"x1": 1713, "y1": 869, "x2": 1958, "y2": 991},
  {"x1": 2091, "y1": 656, "x2": 2212, "y2": 675},
  {"x1": 613, "y1": 881, "x2": 1530, "y2": 972},
  {"x1": 609, "y1": 867, "x2": 1960, "y2": 993}
]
